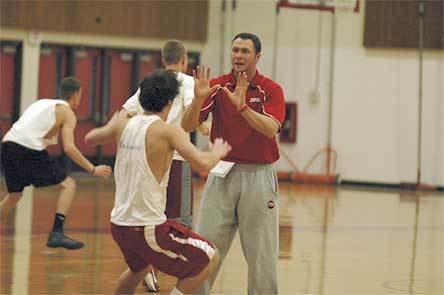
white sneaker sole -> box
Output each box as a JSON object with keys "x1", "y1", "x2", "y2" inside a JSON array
[{"x1": 143, "y1": 269, "x2": 159, "y2": 292}]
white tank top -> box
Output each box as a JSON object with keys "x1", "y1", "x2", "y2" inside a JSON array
[
  {"x1": 2, "y1": 99, "x2": 69, "y2": 151},
  {"x1": 111, "y1": 115, "x2": 170, "y2": 226}
]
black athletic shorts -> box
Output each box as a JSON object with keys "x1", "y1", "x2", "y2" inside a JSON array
[{"x1": 1, "y1": 141, "x2": 67, "y2": 193}]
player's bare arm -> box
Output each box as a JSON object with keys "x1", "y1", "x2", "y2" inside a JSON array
[
  {"x1": 59, "y1": 105, "x2": 111, "y2": 177},
  {"x1": 166, "y1": 125, "x2": 231, "y2": 172},
  {"x1": 84, "y1": 111, "x2": 122, "y2": 147}
]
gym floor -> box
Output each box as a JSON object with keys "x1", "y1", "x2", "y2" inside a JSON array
[{"x1": 1, "y1": 176, "x2": 443, "y2": 295}]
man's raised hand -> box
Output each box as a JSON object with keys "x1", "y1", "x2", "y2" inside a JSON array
[{"x1": 193, "y1": 65, "x2": 220, "y2": 101}]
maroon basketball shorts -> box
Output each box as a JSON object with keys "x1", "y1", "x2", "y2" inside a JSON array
[{"x1": 111, "y1": 220, "x2": 216, "y2": 279}]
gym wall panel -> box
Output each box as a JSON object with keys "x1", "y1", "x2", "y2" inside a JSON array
[
  {"x1": 138, "y1": 51, "x2": 162, "y2": 81},
  {"x1": 73, "y1": 48, "x2": 102, "y2": 157},
  {"x1": 0, "y1": 48, "x2": 15, "y2": 115},
  {"x1": 102, "y1": 50, "x2": 133, "y2": 156},
  {"x1": 364, "y1": 0, "x2": 444, "y2": 49},
  {"x1": 38, "y1": 47, "x2": 66, "y2": 99},
  {"x1": 0, "y1": 42, "x2": 21, "y2": 138},
  {"x1": 107, "y1": 51, "x2": 132, "y2": 116},
  {"x1": 0, "y1": 1, "x2": 208, "y2": 41},
  {"x1": 0, "y1": 44, "x2": 16, "y2": 135}
]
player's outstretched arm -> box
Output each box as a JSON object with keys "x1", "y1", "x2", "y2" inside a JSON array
[
  {"x1": 59, "y1": 106, "x2": 112, "y2": 177},
  {"x1": 166, "y1": 126, "x2": 231, "y2": 172},
  {"x1": 85, "y1": 111, "x2": 122, "y2": 147}
]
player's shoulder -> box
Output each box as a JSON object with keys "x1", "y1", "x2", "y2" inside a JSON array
[
  {"x1": 177, "y1": 71, "x2": 192, "y2": 79},
  {"x1": 55, "y1": 101, "x2": 73, "y2": 115},
  {"x1": 150, "y1": 119, "x2": 184, "y2": 139},
  {"x1": 177, "y1": 72, "x2": 193, "y2": 82},
  {"x1": 54, "y1": 103, "x2": 75, "y2": 124}
]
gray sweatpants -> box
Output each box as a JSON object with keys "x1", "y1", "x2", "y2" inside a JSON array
[{"x1": 196, "y1": 163, "x2": 279, "y2": 295}]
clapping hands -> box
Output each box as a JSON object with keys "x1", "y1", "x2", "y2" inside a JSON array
[{"x1": 221, "y1": 72, "x2": 249, "y2": 111}]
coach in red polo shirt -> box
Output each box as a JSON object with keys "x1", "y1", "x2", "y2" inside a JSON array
[{"x1": 182, "y1": 32, "x2": 285, "y2": 295}]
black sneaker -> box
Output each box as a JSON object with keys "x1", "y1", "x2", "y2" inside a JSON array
[{"x1": 46, "y1": 232, "x2": 84, "y2": 250}]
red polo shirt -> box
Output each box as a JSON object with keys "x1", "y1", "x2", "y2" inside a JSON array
[{"x1": 199, "y1": 71, "x2": 286, "y2": 164}]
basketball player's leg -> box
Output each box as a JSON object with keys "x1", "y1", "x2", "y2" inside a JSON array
[
  {"x1": 111, "y1": 223, "x2": 153, "y2": 294},
  {"x1": 195, "y1": 173, "x2": 239, "y2": 294},
  {"x1": 238, "y1": 166, "x2": 279, "y2": 294},
  {"x1": 0, "y1": 191, "x2": 23, "y2": 216},
  {"x1": 30, "y1": 152, "x2": 83, "y2": 249},
  {"x1": 115, "y1": 256, "x2": 220, "y2": 295},
  {"x1": 144, "y1": 160, "x2": 194, "y2": 292},
  {"x1": 54, "y1": 176, "x2": 77, "y2": 215},
  {"x1": 0, "y1": 192, "x2": 22, "y2": 223},
  {"x1": 175, "y1": 250, "x2": 219, "y2": 294},
  {"x1": 46, "y1": 177, "x2": 83, "y2": 249},
  {"x1": 115, "y1": 266, "x2": 151, "y2": 295},
  {"x1": 46, "y1": 176, "x2": 83, "y2": 250},
  {"x1": 0, "y1": 142, "x2": 29, "y2": 222},
  {"x1": 143, "y1": 221, "x2": 219, "y2": 294}
]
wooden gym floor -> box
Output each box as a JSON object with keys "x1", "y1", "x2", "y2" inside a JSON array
[{"x1": 0, "y1": 176, "x2": 443, "y2": 295}]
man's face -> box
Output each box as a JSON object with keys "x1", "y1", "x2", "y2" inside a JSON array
[
  {"x1": 71, "y1": 88, "x2": 82, "y2": 110},
  {"x1": 231, "y1": 38, "x2": 260, "y2": 74}
]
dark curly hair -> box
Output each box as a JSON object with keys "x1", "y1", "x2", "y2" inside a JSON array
[{"x1": 139, "y1": 69, "x2": 180, "y2": 112}]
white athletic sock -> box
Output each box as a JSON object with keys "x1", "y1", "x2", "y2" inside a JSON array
[{"x1": 170, "y1": 287, "x2": 184, "y2": 295}]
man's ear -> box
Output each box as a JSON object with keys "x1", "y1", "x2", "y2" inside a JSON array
[
  {"x1": 181, "y1": 54, "x2": 188, "y2": 68},
  {"x1": 255, "y1": 52, "x2": 261, "y2": 63}
]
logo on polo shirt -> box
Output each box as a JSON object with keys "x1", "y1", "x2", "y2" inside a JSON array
[{"x1": 249, "y1": 97, "x2": 262, "y2": 103}]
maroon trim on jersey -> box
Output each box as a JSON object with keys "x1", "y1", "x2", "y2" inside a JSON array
[
  {"x1": 261, "y1": 105, "x2": 282, "y2": 128},
  {"x1": 256, "y1": 84, "x2": 282, "y2": 128}
]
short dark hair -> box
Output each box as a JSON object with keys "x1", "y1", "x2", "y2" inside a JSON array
[
  {"x1": 139, "y1": 69, "x2": 180, "y2": 112},
  {"x1": 162, "y1": 40, "x2": 186, "y2": 65},
  {"x1": 232, "y1": 32, "x2": 261, "y2": 54},
  {"x1": 59, "y1": 77, "x2": 81, "y2": 100}
]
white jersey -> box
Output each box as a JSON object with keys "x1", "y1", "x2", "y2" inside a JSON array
[
  {"x1": 2, "y1": 99, "x2": 69, "y2": 151},
  {"x1": 122, "y1": 71, "x2": 194, "y2": 161},
  {"x1": 111, "y1": 115, "x2": 170, "y2": 226}
]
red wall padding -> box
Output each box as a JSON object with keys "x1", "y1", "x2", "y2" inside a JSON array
[
  {"x1": 102, "y1": 50, "x2": 132, "y2": 156},
  {"x1": 74, "y1": 49, "x2": 101, "y2": 119},
  {"x1": 74, "y1": 49, "x2": 101, "y2": 156},
  {"x1": 0, "y1": 46, "x2": 16, "y2": 136},
  {"x1": 138, "y1": 51, "x2": 161, "y2": 81}
]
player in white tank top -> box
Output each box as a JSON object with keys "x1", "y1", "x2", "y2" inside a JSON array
[
  {"x1": 112, "y1": 115, "x2": 168, "y2": 226},
  {"x1": 1, "y1": 77, "x2": 112, "y2": 250},
  {"x1": 85, "y1": 69, "x2": 231, "y2": 295},
  {"x1": 86, "y1": 40, "x2": 217, "y2": 292},
  {"x1": 3, "y1": 98, "x2": 70, "y2": 150}
]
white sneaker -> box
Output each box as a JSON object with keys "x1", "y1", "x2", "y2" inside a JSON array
[{"x1": 143, "y1": 269, "x2": 159, "y2": 292}]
